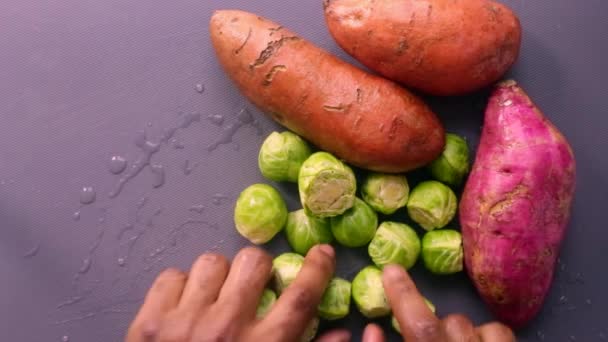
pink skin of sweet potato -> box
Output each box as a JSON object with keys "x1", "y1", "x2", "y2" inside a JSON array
[{"x1": 460, "y1": 80, "x2": 576, "y2": 329}]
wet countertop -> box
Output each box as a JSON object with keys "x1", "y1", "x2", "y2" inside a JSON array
[{"x1": 1, "y1": 0, "x2": 607, "y2": 341}]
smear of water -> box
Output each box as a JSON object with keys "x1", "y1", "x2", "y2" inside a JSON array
[
  {"x1": 170, "y1": 138, "x2": 185, "y2": 149},
  {"x1": 150, "y1": 164, "x2": 165, "y2": 188},
  {"x1": 79, "y1": 186, "x2": 96, "y2": 204},
  {"x1": 207, "y1": 114, "x2": 224, "y2": 126},
  {"x1": 182, "y1": 160, "x2": 198, "y2": 175},
  {"x1": 78, "y1": 258, "x2": 92, "y2": 274},
  {"x1": 117, "y1": 224, "x2": 134, "y2": 241},
  {"x1": 211, "y1": 193, "x2": 229, "y2": 206},
  {"x1": 207, "y1": 109, "x2": 264, "y2": 151},
  {"x1": 75, "y1": 229, "x2": 105, "y2": 276},
  {"x1": 188, "y1": 204, "x2": 205, "y2": 214},
  {"x1": 145, "y1": 207, "x2": 163, "y2": 227},
  {"x1": 108, "y1": 155, "x2": 128, "y2": 174},
  {"x1": 56, "y1": 296, "x2": 84, "y2": 309},
  {"x1": 23, "y1": 243, "x2": 41, "y2": 258}
]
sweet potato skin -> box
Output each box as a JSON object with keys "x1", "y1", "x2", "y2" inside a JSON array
[
  {"x1": 324, "y1": 0, "x2": 522, "y2": 96},
  {"x1": 459, "y1": 81, "x2": 576, "y2": 328},
  {"x1": 210, "y1": 10, "x2": 445, "y2": 173}
]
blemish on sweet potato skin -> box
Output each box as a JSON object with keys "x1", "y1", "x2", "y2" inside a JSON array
[{"x1": 460, "y1": 81, "x2": 576, "y2": 329}]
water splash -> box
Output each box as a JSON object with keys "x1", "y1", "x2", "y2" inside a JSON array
[
  {"x1": 207, "y1": 114, "x2": 224, "y2": 126},
  {"x1": 207, "y1": 109, "x2": 264, "y2": 151}
]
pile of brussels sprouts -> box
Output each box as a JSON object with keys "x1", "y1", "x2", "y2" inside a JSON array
[{"x1": 234, "y1": 131, "x2": 470, "y2": 340}]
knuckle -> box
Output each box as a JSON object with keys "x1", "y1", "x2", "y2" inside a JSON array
[
  {"x1": 413, "y1": 320, "x2": 443, "y2": 340},
  {"x1": 444, "y1": 313, "x2": 472, "y2": 326},
  {"x1": 159, "y1": 268, "x2": 186, "y2": 282},
  {"x1": 288, "y1": 286, "x2": 315, "y2": 312},
  {"x1": 237, "y1": 247, "x2": 271, "y2": 264}
]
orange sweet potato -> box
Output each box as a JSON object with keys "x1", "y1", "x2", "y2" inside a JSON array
[
  {"x1": 210, "y1": 10, "x2": 445, "y2": 173},
  {"x1": 324, "y1": 0, "x2": 522, "y2": 96}
]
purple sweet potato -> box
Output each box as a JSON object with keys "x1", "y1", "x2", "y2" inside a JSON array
[{"x1": 460, "y1": 80, "x2": 576, "y2": 328}]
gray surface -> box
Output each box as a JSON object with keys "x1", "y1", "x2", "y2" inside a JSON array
[{"x1": 1, "y1": 0, "x2": 606, "y2": 341}]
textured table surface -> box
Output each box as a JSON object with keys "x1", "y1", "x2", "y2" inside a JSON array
[{"x1": 1, "y1": 0, "x2": 606, "y2": 341}]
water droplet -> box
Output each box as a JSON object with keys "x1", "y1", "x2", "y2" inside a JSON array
[
  {"x1": 569, "y1": 335, "x2": 576, "y2": 341},
  {"x1": 150, "y1": 164, "x2": 165, "y2": 188},
  {"x1": 108, "y1": 155, "x2": 128, "y2": 174},
  {"x1": 170, "y1": 138, "x2": 185, "y2": 149},
  {"x1": 23, "y1": 243, "x2": 41, "y2": 258},
  {"x1": 599, "y1": 332, "x2": 606, "y2": 340},
  {"x1": 536, "y1": 330, "x2": 545, "y2": 340},
  {"x1": 147, "y1": 122, "x2": 153, "y2": 127},
  {"x1": 195, "y1": 83, "x2": 205, "y2": 93},
  {"x1": 586, "y1": 299, "x2": 592, "y2": 305},
  {"x1": 207, "y1": 114, "x2": 224, "y2": 126},
  {"x1": 73, "y1": 211, "x2": 81, "y2": 221},
  {"x1": 182, "y1": 160, "x2": 198, "y2": 175},
  {"x1": 179, "y1": 112, "x2": 201, "y2": 129},
  {"x1": 109, "y1": 138, "x2": 160, "y2": 198},
  {"x1": 79, "y1": 186, "x2": 96, "y2": 205},
  {"x1": 134, "y1": 130, "x2": 147, "y2": 148},
  {"x1": 78, "y1": 258, "x2": 92, "y2": 274},
  {"x1": 189, "y1": 205, "x2": 205, "y2": 214},
  {"x1": 211, "y1": 193, "x2": 229, "y2": 206},
  {"x1": 117, "y1": 257, "x2": 126, "y2": 267},
  {"x1": 559, "y1": 295, "x2": 568, "y2": 304},
  {"x1": 62, "y1": 335, "x2": 70, "y2": 342},
  {"x1": 500, "y1": 99, "x2": 513, "y2": 106}
]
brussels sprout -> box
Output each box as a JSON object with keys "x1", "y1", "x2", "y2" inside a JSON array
[
  {"x1": 256, "y1": 289, "x2": 277, "y2": 318},
  {"x1": 351, "y1": 266, "x2": 390, "y2": 318},
  {"x1": 298, "y1": 152, "x2": 356, "y2": 218},
  {"x1": 330, "y1": 198, "x2": 378, "y2": 247},
  {"x1": 285, "y1": 209, "x2": 333, "y2": 255},
  {"x1": 391, "y1": 298, "x2": 436, "y2": 334},
  {"x1": 318, "y1": 278, "x2": 351, "y2": 320},
  {"x1": 368, "y1": 222, "x2": 421, "y2": 270},
  {"x1": 272, "y1": 253, "x2": 304, "y2": 294},
  {"x1": 428, "y1": 133, "x2": 470, "y2": 186},
  {"x1": 422, "y1": 229, "x2": 464, "y2": 274},
  {"x1": 361, "y1": 173, "x2": 410, "y2": 215},
  {"x1": 258, "y1": 131, "x2": 313, "y2": 182},
  {"x1": 234, "y1": 184, "x2": 288, "y2": 244},
  {"x1": 406, "y1": 181, "x2": 457, "y2": 231}
]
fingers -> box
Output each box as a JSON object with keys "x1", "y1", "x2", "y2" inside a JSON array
[
  {"x1": 476, "y1": 322, "x2": 515, "y2": 342},
  {"x1": 382, "y1": 265, "x2": 445, "y2": 342},
  {"x1": 215, "y1": 247, "x2": 273, "y2": 320},
  {"x1": 442, "y1": 314, "x2": 479, "y2": 342},
  {"x1": 126, "y1": 268, "x2": 186, "y2": 342},
  {"x1": 258, "y1": 244, "x2": 336, "y2": 341},
  {"x1": 178, "y1": 253, "x2": 230, "y2": 312},
  {"x1": 362, "y1": 324, "x2": 385, "y2": 342},
  {"x1": 315, "y1": 329, "x2": 352, "y2": 342}
]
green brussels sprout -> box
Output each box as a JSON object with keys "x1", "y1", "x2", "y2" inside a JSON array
[
  {"x1": 330, "y1": 198, "x2": 378, "y2": 247},
  {"x1": 234, "y1": 184, "x2": 288, "y2": 244},
  {"x1": 361, "y1": 173, "x2": 410, "y2": 215},
  {"x1": 272, "y1": 253, "x2": 304, "y2": 294},
  {"x1": 368, "y1": 222, "x2": 421, "y2": 270},
  {"x1": 285, "y1": 209, "x2": 333, "y2": 255},
  {"x1": 258, "y1": 131, "x2": 313, "y2": 182},
  {"x1": 298, "y1": 152, "x2": 356, "y2": 218},
  {"x1": 301, "y1": 317, "x2": 320, "y2": 342},
  {"x1": 422, "y1": 229, "x2": 464, "y2": 275},
  {"x1": 428, "y1": 133, "x2": 470, "y2": 187},
  {"x1": 351, "y1": 266, "x2": 390, "y2": 318},
  {"x1": 256, "y1": 289, "x2": 277, "y2": 318},
  {"x1": 391, "y1": 298, "x2": 436, "y2": 334},
  {"x1": 318, "y1": 278, "x2": 351, "y2": 320},
  {"x1": 406, "y1": 181, "x2": 457, "y2": 231}
]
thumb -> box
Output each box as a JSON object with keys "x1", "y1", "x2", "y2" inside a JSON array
[
  {"x1": 315, "y1": 329, "x2": 351, "y2": 342},
  {"x1": 362, "y1": 324, "x2": 385, "y2": 342}
]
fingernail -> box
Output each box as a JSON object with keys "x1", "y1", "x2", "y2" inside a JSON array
[
  {"x1": 317, "y1": 244, "x2": 335, "y2": 258},
  {"x1": 336, "y1": 330, "x2": 351, "y2": 342},
  {"x1": 384, "y1": 264, "x2": 405, "y2": 281}
]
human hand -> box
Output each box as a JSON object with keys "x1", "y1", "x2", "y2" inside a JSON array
[
  {"x1": 362, "y1": 265, "x2": 516, "y2": 342},
  {"x1": 126, "y1": 245, "x2": 350, "y2": 342}
]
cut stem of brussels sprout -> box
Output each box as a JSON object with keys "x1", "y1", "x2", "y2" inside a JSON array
[
  {"x1": 256, "y1": 289, "x2": 277, "y2": 319},
  {"x1": 272, "y1": 253, "x2": 304, "y2": 294},
  {"x1": 362, "y1": 173, "x2": 410, "y2": 215},
  {"x1": 368, "y1": 222, "x2": 421, "y2": 270},
  {"x1": 258, "y1": 131, "x2": 312, "y2": 183},
  {"x1": 428, "y1": 133, "x2": 470, "y2": 187},
  {"x1": 407, "y1": 181, "x2": 457, "y2": 231},
  {"x1": 318, "y1": 278, "x2": 351, "y2": 320},
  {"x1": 330, "y1": 198, "x2": 378, "y2": 248},
  {"x1": 421, "y1": 229, "x2": 464, "y2": 275},
  {"x1": 301, "y1": 317, "x2": 320, "y2": 342},
  {"x1": 298, "y1": 152, "x2": 356, "y2": 218},
  {"x1": 234, "y1": 184, "x2": 288, "y2": 244},
  {"x1": 351, "y1": 266, "x2": 390, "y2": 318},
  {"x1": 285, "y1": 209, "x2": 333, "y2": 255},
  {"x1": 391, "y1": 298, "x2": 436, "y2": 334}
]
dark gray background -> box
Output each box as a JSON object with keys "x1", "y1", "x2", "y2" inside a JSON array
[{"x1": 1, "y1": 0, "x2": 606, "y2": 341}]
